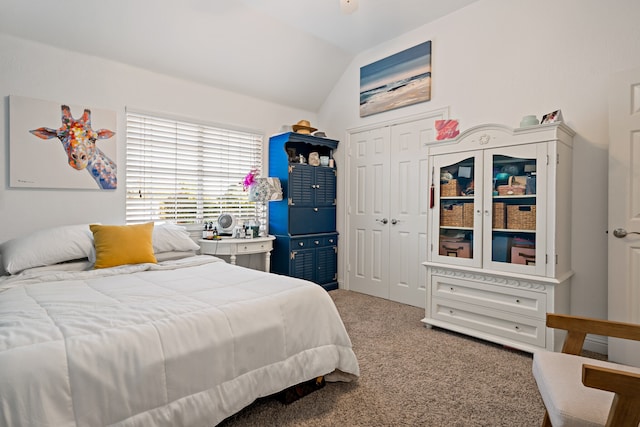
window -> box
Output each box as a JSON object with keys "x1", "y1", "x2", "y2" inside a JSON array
[{"x1": 125, "y1": 110, "x2": 263, "y2": 226}]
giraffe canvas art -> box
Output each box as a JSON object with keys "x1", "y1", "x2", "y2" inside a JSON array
[{"x1": 9, "y1": 96, "x2": 117, "y2": 190}]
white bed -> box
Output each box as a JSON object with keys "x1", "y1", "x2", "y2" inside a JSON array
[{"x1": 0, "y1": 224, "x2": 359, "y2": 426}]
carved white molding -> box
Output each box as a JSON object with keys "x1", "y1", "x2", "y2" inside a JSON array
[
  {"x1": 430, "y1": 267, "x2": 547, "y2": 291},
  {"x1": 478, "y1": 134, "x2": 491, "y2": 145}
]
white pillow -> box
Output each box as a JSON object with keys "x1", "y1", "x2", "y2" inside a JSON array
[
  {"x1": 154, "y1": 251, "x2": 197, "y2": 262},
  {"x1": 0, "y1": 224, "x2": 95, "y2": 275},
  {"x1": 152, "y1": 223, "x2": 200, "y2": 253},
  {"x1": 19, "y1": 260, "x2": 93, "y2": 275}
]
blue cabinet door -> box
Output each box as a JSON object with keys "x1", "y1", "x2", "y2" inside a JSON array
[
  {"x1": 314, "y1": 167, "x2": 337, "y2": 207},
  {"x1": 289, "y1": 207, "x2": 336, "y2": 235},
  {"x1": 316, "y1": 245, "x2": 337, "y2": 285},
  {"x1": 290, "y1": 248, "x2": 315, "y2": 282},
  {"x1": 289, "y1": 164, "x2": 314, "y2": 207}
]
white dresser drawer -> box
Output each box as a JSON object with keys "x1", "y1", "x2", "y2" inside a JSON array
[
  {"x1": 236, "y1": 240, "x2": 273, "y2": 254},
  {"x1": 431, "y1": 274, "x2": 546, "y2": 319},
  {"x1": 431, "y1": 297, "x2": 546, "y2": 348}
]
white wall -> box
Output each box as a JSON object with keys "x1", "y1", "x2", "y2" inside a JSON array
[
  {"x1": 319, "y1": 0, "x2": 640, "y2": 326},
  {"x1": 0, "y1": 34, "x2": 315, "y2": 243}
]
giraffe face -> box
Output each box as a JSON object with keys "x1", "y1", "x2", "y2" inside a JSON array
[
  {"x1": 30, "y1": 105, "x2": 117, "y2": 189},
  {"x1": 60, "y1": 121, "x2": 97, "y2": 170}
]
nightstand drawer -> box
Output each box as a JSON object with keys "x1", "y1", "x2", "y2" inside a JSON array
[{"x1": 236, "y1": 240, "x2": 273, "y2": 254}]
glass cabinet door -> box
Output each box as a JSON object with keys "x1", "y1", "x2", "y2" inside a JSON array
[
  {"x1": 483, "y1": 144, "x2": 547, "y2": 275},
  {"x1": 432, "y1": 151, "x2": 482, "y2": 268}
]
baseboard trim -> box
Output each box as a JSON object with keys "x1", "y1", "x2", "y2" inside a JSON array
[{"x1": 584, "y1": 335, "x2": 607, "y2": 356}]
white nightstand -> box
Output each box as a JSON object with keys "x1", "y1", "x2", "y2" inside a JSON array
[{"x1": 198, "y1": 235, "x2": 276, "y2": 272}]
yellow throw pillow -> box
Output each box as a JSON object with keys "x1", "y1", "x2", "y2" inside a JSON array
[{"x1": 90, "y1": 223, "x2": 157, "y2": 269}]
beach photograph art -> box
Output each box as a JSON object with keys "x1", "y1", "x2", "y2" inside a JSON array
[{"x1": 360, "y1": 41, "x2": 431, "y2": 117}]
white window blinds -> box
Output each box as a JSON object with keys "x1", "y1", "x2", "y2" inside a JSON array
[{"x1": 126, "y1": 111, "x2": 263, "y2": 224}]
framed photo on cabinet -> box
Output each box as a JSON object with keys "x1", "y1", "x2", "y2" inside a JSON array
[{"x1": 541, "y1": 109, "x2": 563, "y2": 124}]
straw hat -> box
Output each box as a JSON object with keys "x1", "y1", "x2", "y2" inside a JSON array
[{"x1": 292, "y1": 120, "x2": 317, "y2": 134}]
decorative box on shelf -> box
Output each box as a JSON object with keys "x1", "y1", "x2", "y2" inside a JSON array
[
  {"x1": 507, "y1": 205, "x2": 536, "y2": 230},
  {"x1": 440, "y1": 179, "x2": 461, "y2": 197}
]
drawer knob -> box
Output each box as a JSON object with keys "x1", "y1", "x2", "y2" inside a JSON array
[
  {"x1": 329, "y1": 239, "x2": 334, "y2": 243},
  {"x1": 314, "y1": 208, "x2": 319, "y2": 212},
  {"x1": 450, "y1": 287, "x2": 455, "y2": 292},
  {"x1": 298, "y1": 242, "x2": 304, "y2": 247},
  {"x1": 515, "y1": 325, "x2": 520, "y2": 330},
  {"x1": 314, "y1": 240, "x2": 320, "y2": 245},
  {"x1": 515, "y1": 299, "x2": 521, "y2": 304},
  {"x1": 449, "y1": 310, "x2": 454, "y2": 315}
]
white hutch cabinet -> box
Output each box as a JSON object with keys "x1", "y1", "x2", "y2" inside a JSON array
[{"x1": 423, "y1": 123, "x2": 574, "y2": 352}]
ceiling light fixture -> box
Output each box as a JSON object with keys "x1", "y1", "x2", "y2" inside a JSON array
[{"x1": 340, "y1": 0, "x2": 358, "y2": 14}]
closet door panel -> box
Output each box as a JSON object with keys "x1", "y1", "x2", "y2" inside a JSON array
[
  {"x1": 388, "y1": 120, "x2": 434, "y2": 307},
  {"x1": 348, "y1": 128, "x2": 391, "y2": 299}
]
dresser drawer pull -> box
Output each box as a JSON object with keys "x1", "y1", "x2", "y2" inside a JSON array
[
  {"x1": 314, "y1": 240, "x2": 320, "y2": 245},
  {"x1": 329, "y1": 239, "x2": 334, "y2": 243},
  {"x1": 515, "y1": 299, "x2": 521, "y2": 304},
  {"x1": 298, "y1": 242, "x2": 304, "y2": 247},
  {"x1": 313, "y1": 208, "x2": 319, "y2": 212},
  {"x1": 515, "y1": 325, "x2": 520, "y2": 330}
]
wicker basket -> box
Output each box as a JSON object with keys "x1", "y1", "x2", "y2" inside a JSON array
[
  {"x1": 497, "y1": 184, "x2": 526, "y2": 196},
  {"x1": 441, "y1": 179, "x2": 461, "y2": 197},
  {"x1": 492, "y1": 202, "x2": 506, "y2": 229},
  {"x1": 441, "y1": 203, "x2": 464, "y2": 227},
  {"x1": 507, "y1": 205, "x2": 536, "y2": 230},
  {"x1": 463, "y1": 203, "x2": 474, "y2": 228}
]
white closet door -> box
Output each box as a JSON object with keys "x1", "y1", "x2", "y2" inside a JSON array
[
  {"x1": 348, "y1": 127, "x2": 391, "y2": 299},
  {"x1": 388, "y1": 120, "x2": 431, "y2": 307},
  {"x1": 346, "y1": 110, "x2": 446, "y2": 307}
]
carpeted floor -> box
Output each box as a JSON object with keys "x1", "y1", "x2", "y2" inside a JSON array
[{"x1": 219, "y1": 289, "x2": 562, "y2": 426}]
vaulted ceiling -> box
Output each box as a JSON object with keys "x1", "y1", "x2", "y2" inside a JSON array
[{"x1": 0, "y1": 0, "x2": 478, "y2": 111}]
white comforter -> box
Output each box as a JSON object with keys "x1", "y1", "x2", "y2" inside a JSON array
[{"x1": 0, "y1": 256, "x2": 359, "y2": 426}]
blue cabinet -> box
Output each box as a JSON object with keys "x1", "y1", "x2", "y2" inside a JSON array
[
  {"x1": 268, "y1": 132, "x2": 339, "y2": 290},
  {"x1": 271, "y1": 233, "x2": 338, "y2": 286}
]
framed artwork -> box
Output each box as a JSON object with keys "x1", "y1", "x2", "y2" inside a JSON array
[
  {"x1": 541, "y1": 109, "x2": 563, "y2": 124},
  {"x1": 359, "y1": 40, "x2": 432, "y2": 117},
  {"x1": 9, "y1": 95, "x2": 117, "y2": 190}
]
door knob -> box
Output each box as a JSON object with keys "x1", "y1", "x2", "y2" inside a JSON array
[
  {"x1": 391, "y1": 218, "x2": 398, "y2": 225},
  {"x1": 613, "y1": 228, "x2": 640, "y2": 238},
  {"x1": 376, "y1": 218, "x2": 388, "y2": 224}
]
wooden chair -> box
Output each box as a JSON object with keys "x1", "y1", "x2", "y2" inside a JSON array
[{"x1": 532, "y1": 313, "x2": 640, "y2": 427}]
